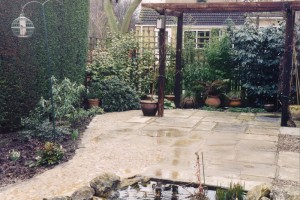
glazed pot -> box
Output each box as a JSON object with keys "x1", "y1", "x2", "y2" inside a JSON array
[
  {"x1": 183, "y1": 98, "x2": 195, "y2": 109},
  {"x1": 140, "y1": 100, "x2": 158, "y2": 116},
  {"x1": 205, "y1": 95, "x2": 221, "y2": 108},
  {"x1": 264, "y1": 103, "x2": 275, "y2": 112}
]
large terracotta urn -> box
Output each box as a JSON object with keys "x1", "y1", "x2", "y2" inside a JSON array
[{"x1": 205, "y1": 95, "x2": 221, "y2": 108}]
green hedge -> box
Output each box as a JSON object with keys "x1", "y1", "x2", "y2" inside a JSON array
[{"x1": 0, "y1": 0, "x2": 89, "y2": 132}]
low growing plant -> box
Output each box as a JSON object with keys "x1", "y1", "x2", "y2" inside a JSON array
[
  {"x1": 8, "y1": 149, "x2": 21, "y2": 162},
  {"x1": 36, "y1": 142, "x2": 64, "y2": 166}
]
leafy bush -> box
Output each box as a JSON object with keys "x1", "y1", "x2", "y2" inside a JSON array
[
  {"x1": 203, "y1": 30, "x2": 234, "y2": 81},
  {"x1": 22, "y1": 77, "x2": 103, "y2": 141},
  {"x1": 88, "y1": 32, "x2": 155, "y2": 96},
  {"x1": 229, "y1": 21, "x2": 285, "y2": 106},
  {"x1": 36, "y1": 142, "x2": 64, "y2": 166},
  {"x1": 99, "y1": 76, "x2": 140, "y2": 112}
]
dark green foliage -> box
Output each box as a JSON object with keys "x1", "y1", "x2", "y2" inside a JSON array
[
  {"x1": 0, "y1": 0, "x2": 89, "y2": 132},
  {"x1": 229, "y1": 22, "x2": 285, "y2": 106},
  {"x1": 98, "y1": 76, "x2": 141, "y2": 112},
  {"x1": 203, "y1": 31, "x2": 234, "y2": 80}
]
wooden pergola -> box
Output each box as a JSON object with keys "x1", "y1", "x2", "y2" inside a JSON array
[{"x1": 142, "y1": 1, "x2": 300, "y2": 126}]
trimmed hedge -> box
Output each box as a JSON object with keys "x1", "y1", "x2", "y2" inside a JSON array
[{"x1": 0, "y1": 0, "x2": 89, "y2": 132}]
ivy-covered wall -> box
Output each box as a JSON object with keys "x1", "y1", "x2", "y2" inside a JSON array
[{"x1": 0, "y1": 0, "x2": 89, "y2": 132}]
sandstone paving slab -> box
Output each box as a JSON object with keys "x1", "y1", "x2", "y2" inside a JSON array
[
  {"x1": 236, "y1": 139, "x2": 277, "y2": 152},
  {"x1": 191, "y1": 110, "x2": 223, "y2": 117},
  {"x1": 204, "y1": 136, "x2": 239, "y2": 146},
  {"x1": 235, "y1": 150, "x2": 277, "y2": 165},
  {"x1": 193, "y1": 121, "x2": 217, "y2": 131},
  {"x1": 237, "y1": 115, "x2": 255, "y2": 121},
  {"x1": 246, "y1": 121, "x2": 280, "y2": 128},
  {"x1": 279, "y1": 127, "x2": 300, "y2": 136},
  {"x1": 201, "y1": 116, "x2": 243, "y2": 124},
  {"x1": 278, "y1": 167, "x2": 300, "y2": 182},
  {"x1": 201, "y1": 148, "x2": 236, "y2": 162},
  {"x1": 126, "y1": 116, "x2": 155, "y2": 123},
  {"x1": 278, "y1": 151, "x2": 300, "y2": 168},
  {"x1": 239, "y1": 112, "x2": 256, "y2": 117},
  {"x1": 213, "y1": 122, "x2": 247, "y2": 133},
  {"x1": 164, "y1": 109, "x2": 195, "y2": 118},
  {"x1": 189, "y1": 131, "x2": 211, "y2": 140},
  {"x1": 152, "y1": 116, "x2": 200, "y2": 128},
  {"x1": 246, "y1": 126, "x2": 280, "y2": 136},
  {"x1": 237, "y1": 133, "x2": 278, "y2": 142},
  {"x1": 139, "y1": 125, "x2": 192, "y2": 137},
  {"x1": 239, "y1": 163, "x2": 277, "y2": 179},
  {"x1": 255, "y1": 115, "x2": 281, "y2": 123}
]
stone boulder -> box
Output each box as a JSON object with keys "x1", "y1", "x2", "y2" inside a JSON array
[
  {"x1": 90, "y1": 173, "x2": 121, "y2": 199},
  {"x1": 120, "y1": 175, "x2": 150, "y2": 189},
  {"x1": 246, "y1": 183, "x2": 271, "y2": 200},
  {"x1": 71, "y1": 186, "x2": 95, "y2": 200}
]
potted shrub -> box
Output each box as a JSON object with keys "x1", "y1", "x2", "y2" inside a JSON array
[
  {"x1": 203, "y1": 80, "x2": 228, "y2": 108},
  {"x1": 87, "y1": 82, "x2": 102, "y2": 108},
  {"x1": 227, "y1": 90, "x2": 242, "y2": 107},
  {"x1": 182, "y1": 90, "x2": 196, "y2": 109},
  {"x1": 140, "y1": 66, "x2": 158, "y2": 116}
]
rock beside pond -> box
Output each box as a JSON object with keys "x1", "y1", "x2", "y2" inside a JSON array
[
  {"x1": 246, "y1": 183, "x2": 271, "y2": 200},
  {"x1": 90, "y1": 173, "x2": 121, "y2": 199},
  {"x1": 71, "y1": 186, "x2": 95, "y2": 200},
  {"x1": 120, "y1": 175, "x2": 150, "y2": 188}
]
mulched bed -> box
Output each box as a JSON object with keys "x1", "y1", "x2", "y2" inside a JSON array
[{"x1": 0, "y1": 118, "x2": 91, "y2": 188}]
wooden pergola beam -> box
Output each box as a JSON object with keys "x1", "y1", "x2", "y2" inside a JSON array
[
  {"x1": 144, "y1": 1, "x2": 299, "y2": 125},
  {"x1": 142, "y1": 2, "x2": 300, "y2": 14}
]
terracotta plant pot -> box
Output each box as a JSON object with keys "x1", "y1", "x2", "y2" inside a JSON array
[
  {"x1": 140, "y1": 100, "x2": 158, "y2": 116},
  {"x1": 88, "y1": 98, "x2": 100, "y2": 108},
  {"x1": 205, "y1": 95, "x2": 221, "y2": 108},
  {"x1": 229, "y1": 98, "x2": 242, "y2": 107}
]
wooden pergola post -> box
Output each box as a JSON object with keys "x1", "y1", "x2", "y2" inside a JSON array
[
  {"x1": 158, "y1": 14, "x2": 166, "y2": 117},
  {"x1": 175, "y1": 13, "x2": 183, "y2": 108},
  {"x1": 281, "y1": 5, "x2": 295, "y2": 126}
]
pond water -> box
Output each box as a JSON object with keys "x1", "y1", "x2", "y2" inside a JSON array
[{"x1": 119, "y1": 180, "x2": 217, "y2": 200}]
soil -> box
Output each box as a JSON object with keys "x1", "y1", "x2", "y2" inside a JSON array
[{"x1": 0, "y1": 118, "x2": 91, "y2": 188}]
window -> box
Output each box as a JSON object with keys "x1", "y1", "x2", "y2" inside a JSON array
[{"x1": 184, "y1": 30, "x2": 210, "y2": 49}]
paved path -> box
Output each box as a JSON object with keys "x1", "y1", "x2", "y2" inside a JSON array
[{"x1": 0, "y1": 110, "x2": 299, "y2": 199}]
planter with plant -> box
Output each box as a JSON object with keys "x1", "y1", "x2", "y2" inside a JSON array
[
  {"x1": 203, "y1": 80, "x2": 228, "y2": 108},
  {"x1": 140, "y1": 66, "x2": 158, "y2": 116},
  {"x1": 87, "y1": 82, "x2": 102, "y2": 108},
  {"x1": 182, "y1": 90, "x2": 197, "y2": 109},
  {"x1": 227, "y1": 90, "x2": 242, "y2": 107}
]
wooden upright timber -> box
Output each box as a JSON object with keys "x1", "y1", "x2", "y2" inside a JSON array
[
  {"x1": 175, "y1": 13, "x2": 183, "y2": 108},
  {"x1": 158, "y1": 24, "x2": 166, "y2": 117},
  {"x1": 281, "y1": 6, "x2": 295, "y2": 126},
  {"x1": 142, "y1": 2, "x2": 300, "y2": 14}
]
